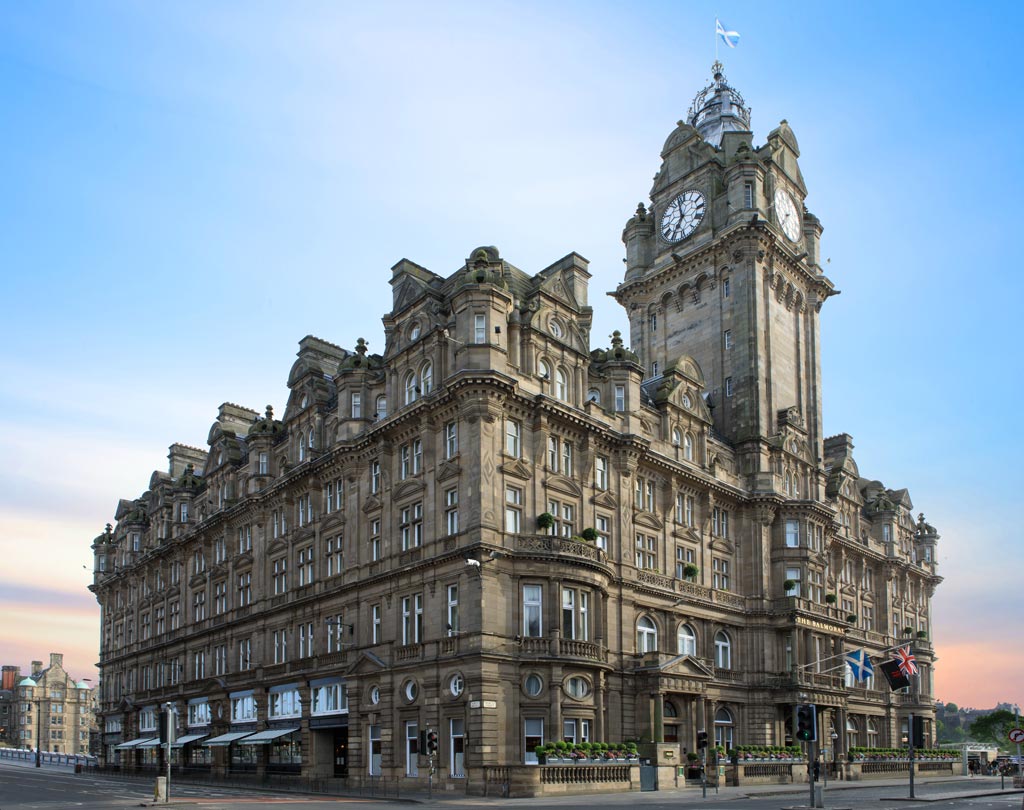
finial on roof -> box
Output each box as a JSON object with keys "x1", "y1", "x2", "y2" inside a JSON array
[
  {"x1": 356, "y1": 338, "x2": 368, "y2": 355},
  {"x1": 610, "y1": 330, "x2": 624, "y2": 349}
]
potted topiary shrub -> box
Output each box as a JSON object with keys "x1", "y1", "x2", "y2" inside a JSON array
[
  {"x1": 784, "y1": 579, "x2": 797, "y2": 593},
  {"x1": 537, "y1": 512, "x2": 556, "y2": 531},
  {"x1": 580, "y1": 527, "x2": 598, "y2": 542},
  {"x1": 535, "y1": 745, "x2": 548, "y2": 764},
  {"x1": 825, "y1": 593, "x2": 837, "y2": 604},
  {"x1": 847, "y1": 613, "x2": 858, "y2": 623},
  {"x1": 683, "y1": 563, "x2": 699, "y2": 580},
  {"x1": 902, "y1": 626, "x2": 914, "y2": 636},
  {"x1": 916, "y1": 630, "x2": 928, "y2": 639}
]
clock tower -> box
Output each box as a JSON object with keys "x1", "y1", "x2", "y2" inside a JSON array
[{"x1": 613, "y1": 62, "x2": 835, "y2": 489}]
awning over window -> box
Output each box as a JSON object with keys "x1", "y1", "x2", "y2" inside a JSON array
[
  {"x1": 171, "y1": 733, "x2": 208, "y2": 748},
  {"x1": 115, "y1": 737, "x2": 157, "y2": 750},
  {"x1": 203, "y1": 731, "x2": 256, "y2": 747},
  {"x1": 136, "y1": 738, "x2": 164, "y2": 748},
  {"x1": 236, "y1": 727, "x2": 299, "y2": 745}
]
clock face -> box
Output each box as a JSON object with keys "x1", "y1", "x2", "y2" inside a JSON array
[
  {"x1": 660, "y1": 190, "x2": 706, "y2": 243},
  {"x1": 774, "y1": 188, "x2": 801, "y2": 241}
]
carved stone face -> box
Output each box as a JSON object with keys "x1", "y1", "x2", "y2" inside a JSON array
[{"x1": 660, "y1": 190, "x2": 706, "y2": 242}]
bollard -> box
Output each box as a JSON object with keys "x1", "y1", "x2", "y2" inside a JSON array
[{"x1": 154, "y1": 776, "x2": 167, "y2": 802}]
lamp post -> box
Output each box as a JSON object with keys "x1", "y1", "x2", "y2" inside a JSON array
[{"x1": 34, "y1": 693, "x2": 42, "y2": 768}]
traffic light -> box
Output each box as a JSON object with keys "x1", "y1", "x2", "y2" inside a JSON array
[
  {"x1": 426, "y1": 729, "x2": 439, "y2": 756},
  {"x1": 696, "y1": 730, "x2": 708, "y2": 749},
  {"x1": 795, "y1": 704, "x2": 817, "y2": 742}
]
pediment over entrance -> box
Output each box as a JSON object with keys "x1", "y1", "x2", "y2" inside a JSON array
[
  {"x1": 344, "y1": 650, "x2": 389, "y2": 677},
  {"x1": 634, "y1": 652, "x2": 715, "y2": 689}
]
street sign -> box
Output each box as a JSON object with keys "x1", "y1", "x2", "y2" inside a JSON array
[{"x1": 1008, "y1": 728, "x2": 1024, "y2": 744}]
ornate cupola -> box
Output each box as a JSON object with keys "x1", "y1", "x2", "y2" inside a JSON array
[{"x1": 687, "y1": 61, "x2": 751, "y2": 147}]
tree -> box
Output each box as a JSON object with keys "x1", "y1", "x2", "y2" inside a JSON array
[
  {"x1": 936, "y1": 717, "x2": 965, "y2": 744},
  {"x1": 944, "y1": 702, "x2": 959, "y2": 714},
  {"x1": 968, "y1": 710, "x2": 1020, "y2": 746}
]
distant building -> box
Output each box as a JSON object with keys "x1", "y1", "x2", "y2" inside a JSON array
[
  {"x1": 90, "y1": 64, "x2": 943, "y2": 790},
  {"x1": 8, "y1": 654, "x2": 96, "y2": 755}
]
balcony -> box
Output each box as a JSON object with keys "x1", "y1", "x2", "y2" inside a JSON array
[
  {"x1": 513, "y1": 535, "x2": 605, "y2": 565},
  {"x1": 517, "y1": 636, "x2": 607, "y2": 663}
]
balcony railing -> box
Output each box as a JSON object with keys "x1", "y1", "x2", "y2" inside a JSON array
[{"x1": 514, "y1": 535, "x2": 604, "y2": 563}]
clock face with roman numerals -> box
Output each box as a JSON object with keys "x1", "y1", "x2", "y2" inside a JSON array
[{"x1": 660, "y1": 190, "x2": 705, "y2": 243}]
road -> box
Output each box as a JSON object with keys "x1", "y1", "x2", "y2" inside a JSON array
[{"x1": 0, "y1": 760, "x2": 1021, "y2": 810}]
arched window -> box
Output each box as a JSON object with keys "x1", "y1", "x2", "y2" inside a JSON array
[
  {"x1": 404, "y1": 372, "x2": 417, "y2": 405},
  {"x1": 420, "y1": 361, "x2": 433, "y2": 396},
  {"x1": 866, "y1": 718, "x2": 879, "y2": 748},
  {"x1": 672, "y1": 427, "x2": 682, "y2": 447},
  {"x1": 664, "y1": 700, "x2": 680, "y2": 743},
  {"x1": 539, "y1": 359, "x2": 552, "y2": 383},
  {"x1": 308, "y1": 428, "x2": 315, "y2": 449},
  {"x1": 677, "y1": 623, "x2": 696, "y2": 656},
  {"x1": 714, "y1": 630, "x2": 732, "y2": 669},
  {"x1": 846, "y1": 717, "x2": 859, "y2": 751},
  {"x1": 298, "y1": 435, "x2": 306, "y2": 462},
  {"x1": 636, "y1": 616, "x2": 658, "y2": 654},
  {"x1": 714, "y1": 707, "x2": 734, "y2": 749},
  {"x1": 587, "y1": 388, "x2": 601, "y2": 404},
  {"x1": 555, "y1": 368, "x2": 568, "y2": 401},
  {"x1": 375, "y1": 395, "x2": 387, "y2": 420},
  {"x1": 683, "y1": 433, "x2": 694, "y2": 461}
]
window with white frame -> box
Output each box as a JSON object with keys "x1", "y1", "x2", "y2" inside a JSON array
[
  {"x1": 524, "y1": 718, "x2": 544, "y2": 764},
  {"x1": 450, "y1": 718, "x2": 465, "y2": 777},
  {"x1": 725, "y1": 377, "x2": 734, "y2": 397},
  {"x1": 786, "y1": 566, "x2": 802, "y2": 597},
  {"x1": 561, "y1": 587, "x2": 590, "y2": 640},
  {"x1": 808, "y1": 569, "x2": 824, "y2": 602},
  {"x1": 724, "y1": 330, "x2": 732, "y2": 350},
  {"x1": 505, "y1": 486, "x2": 522, "y2": 533},
  {"x1": 237, "y1": 571, "x2": 252, "y2": 606},
  {"x1": 214, "y1": 643, "x2": 227, "y2": 675},
  {"x1": 683, "y1": 433, "x2": 694, "y2": 461},
  {"x1": 187, "y1": 699, "x2": 210, "y2": 727},
  {"x1": 677, "y1": 623, "x2": 697, "y2": 655},
  {"x1": 446, "y1": 584, "x2": 459, "y2": 635},
  {"x1": 713, "y1": 557, "x2": 730, "y2": 590},
  {"x1": 351, "y1": 392, "x2": 362, "y2": 418},
  {"x1": 272, "y1": 558, "x2": 287, "y2": 594},
  {"x1": 861, "y1": 605, "x2": 874, "y2": 632},
  {"x1": 269, "y1": 687, "x2": 301, "y2": 719},
  {"x1": 637, "y1": 616, "x2": 658, "y2": 653},
  {"x1": 192, "y1": 589, "x2": 206, "y2": 621},
  {"x1": 322, "y1": 534, "x2": 341, "y2": 577},
  {"x1": 193, "y1": 650, "x2": 205, "y2": 680},
  {"x1": 505, "y1": 420, "x2": 521, "y2": 457},
  {"x1": 213, "y1": 581, "x2": 227, "y2": 615},
  {"x1": 445, "y1": 488, "x2": 459, "y2": 535},
  {"x1": 273, "y1": 629, "x2": 288, "y2": 663},
  {"x1": 522, "y1": 585, "x2": 543, "y2": 637},
  {"x1": 474, "y1": 314, "x2": 486, "y2": 344},
  {"x1": 595, "y1": 514, "x2": 610, "y2": 551},
  {"x1": 712, "y1": 507, "x2": 730, "y2": 537},
  {"x1": 614, "y1": 385, "x2": 625, "y2": 412},
  {"x1": 634, "y1": 534, "x2": 656, "y2": 570},
  {"x1": 445, "y1": 421, "x2": 458, "y2": 458},
  {"x1": 368, "y1": 725, "x2": 382, "y2": 775},
  {"x1": 714, "y1": 630, "x2": 732, "y2": 669},
  {"x1": 371, "y1": 604, "x2": 381, "y2": 644},
  {"x1": 238, "y1": 524, "x2": 252, "y2": 554},
  {"x1": 232, "y1": 693, "x2": 256, "y2": 722},
  {"x1": 401, "y1": 593, "x2": 423, "y2": 645},
  {"x1": 555, "y1": 368, "x2": 568, "y2": 401},
  {"x1": 238, "y1": 638, "x2": 251, "y2": 671},
  {"x1": 675, "y1": 545, "x2": 696, "y2": 578},
  {"x1": 714, "y1": 707, "x2": 734, "y2": 748},
  {"x1": 258, "y1": 452, "x2": 269, "y2": 475},
  {"x1": 595, "y1": 455, "x2": 608, "y2": 490},
  {"x1": 375, "y1": 394, "x2": 386, "y2": 420},
  {"x1": 546, "y1": 499, "x2": 575, "y2": 537},
  {"x1": 298, "y1": 622, "x2": 314, "y2": 658},
  {"x1": 312, "y1": 681, "x2": 347, "y2": 715},
  {"x1": 298, "y1": 546, "x2": 314, "y2": 587},
  {"x1": 400, "y1": 502, "x2": 423, "y2": 550},
  {"x1": 370, "y1": 518, "x2": 381, "y2": 561},
  {"x1": 370, "y1": 460, "x2": 380, "y2": 494},
  {"x1": 420, "y1": 361, "x2": 433, "y2": 396},
  {"x1": 326, "y1": 614, "x2": 346, "y2": 652}
]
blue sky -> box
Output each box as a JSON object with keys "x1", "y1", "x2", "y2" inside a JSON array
[{"x1": 1, "y1": 1, "x2": 1021, "y2": 707}]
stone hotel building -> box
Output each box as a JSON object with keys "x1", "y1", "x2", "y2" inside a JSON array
[{"x1": 91, "y1": 65, "x2": 942, "y2": 790}]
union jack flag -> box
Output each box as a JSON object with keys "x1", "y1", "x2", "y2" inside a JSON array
[{"x1": 893, "y1": 646, "x2": 918, "y2": 678}]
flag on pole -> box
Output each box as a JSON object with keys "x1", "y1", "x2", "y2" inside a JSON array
[
  {"x1": 879, "y1": 659, "x2": 911, "y2": 691},
  {"x1": 845, "y1": 649, "x2": 874, "y2": 682},
  {"x1": 894, "y1": 646, "x2": 919, "y2": 678},
  {"x1": 716, "y1": 19, "x2": 740, "y2": 49}
]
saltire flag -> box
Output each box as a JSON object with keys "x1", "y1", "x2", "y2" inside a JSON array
[
  {"x1": 894, "y1": 646, "x2": 918, "y2": 678},
  {"x1": 716, "y1": 19, "x2": 740, "y2": 49},
  {"x1": 879, "y1": 659, "x2": 911, "y2": 691},
  {"x1": 845, "y1": 649, "x2": 874, "y2": 682}
]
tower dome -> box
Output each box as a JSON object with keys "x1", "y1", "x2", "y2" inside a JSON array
[{"x1": 686, "y1": 61, "x2": 751, "y2": 147}]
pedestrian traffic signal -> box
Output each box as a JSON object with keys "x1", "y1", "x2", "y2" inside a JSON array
[
  {"x1": 795, "y1": 704, "x2": 817, "y2": 742},
  {"x1": 696, "y1": 730, "x2": 708, "y2": 749},
  {"x1": 426, "y1": 729, "x2": 439, "y2": 755}
]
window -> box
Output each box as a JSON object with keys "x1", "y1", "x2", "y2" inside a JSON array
[
  {"x1": 214, "y1": 644, "x2": 227, "y2": 675},
  {"x1": 193, "y1": 650, "x2": 205, "y2": 680},
  {"x1": 370, "y1": 460, "x2": 381, "y2": 494},
  {"x1": 412, "y1": 439, "x2": 422, "y2": 474},
  {"x1": 635, "y1": 534, "x2": 656, "y2": 570},
  {"x1": 169, "y1": 601, "x2": 180, "y2": 631},
  {"x1": 299, "y1": 622, "x2": 314, "y2": 658},
  {"x1": 445, "y1": 488, "x2": 459, "y2": 535},
  {"x1": 637, "y1": 616, "x2": 658, "y2": 653},
  {"x1": 882, "y1": 524, "x2": 892, "y2": 543},
  {"x1": 401, "y1": 593, "x2": 423, "y2": 645},
  {"x1": 400, "y1": 502, "x2": 423, "y2": 550},
  {"x1": 524, "y1": 718, "x2": 544, "y2": 765},
  {"x1": 808, "y1": 569, "x2": 824, "y2": 602},
  {"x1": 258, "y1": 452, "x2": 268, "y2": 475},
  {"x1": 724, "y1": 330, "x2": 732, "y2": 349},
  {"x1": 187, "y1": 699, "x2": 210, "y2": 727},
  {"x1": 547, "y1": 436, "x2": 558, "y2": 470},
  {"x1": 614, "y1": 385, "x2": 625, "y2": 412},
  {"x1": 325, "y1": 535, "x2": 344, "y2": 577},
  {"x1": 587, "y1": 387, "x2": 601, "y2": 404},
  {"x1": 565, "y1": 676, "x2": 590, "y2": 699},
  {"x1": 561, "y1": 587, "x2": 590, "y2": 640},
  {"x1": 595, "y1": 515, "x2": 610, "y2": 551},
  {"x1": 312, "y1": 682, "x2": 347, "y2": 715},
  {"x1": 141, "y1": 612, "x2": 151, "y2": 640},
  {"x1": 351, "y1": 392, "x2": 362, "y2": 418},
  {"x1": 785, "y1": 519, "x2": 800, "y2": 547},
  {"x1": 155, "y1": 606, "x2": 165, "y2": 635},
  {"x1": 561, "y1": 440, "x2": 573, "y2": 475},
  {"x1": 421, "y1": 362, "x2": 433, "y2": 396},
  {"x1": 370, "y1": 519, "x2": 381, "y2": 561},
  {"x1": 505, "y1": 420, "x2": 521, "y2": 457},
  {"x1": 326, "y1": 614, "x2": 346, "y2": 652},
  {"x1": 237, "y1": 571, "x2": 251, "y2": 606},
  {"x1": 523, "y1": 674, "x2": 543, "y2": 697},
  {"x1": 546, "y1": 499, "x2": 575, "y2": 537},
  {"x1": 713, "y1": 557, "x2": 730, "y2": 590},
  {"x1": 269, "y1": 687, "x2": 301, "y2": 719},
  {"x1": 446, "y1": 584, "x2": 460, "y2": 635},
  {"x1": 179, "y1": 502, "x2": 189, "y2": 523},
  {"x1": 505, "y1": 486, "x2": 522, "y2": 533},
  {"x1": 232, "y1": 693, "x2": 256, "y2": 722},
  {"x1": 273, "y1": 629, "x2": 288, "y2": 664},
  {"x1": 445, "y1": 421, "x2": 458, "y2": 458},
  {"x1": 238, "y1": 639, "x2": 251, "y2": 671},
  {"x1": 786, "y1": 566, "x2": 802, "y2": 597},
  {"x1": 675, "y1": 545, "x2": 696, "y2": 578},
  {"x1": 685, "y1": 495, "x2": 695, "y2": 526},
  {"x1": 714, "y1": 707, "x2": 734, "y2": 749},
  {"x1": 272, "y1": 558, "x2": 287, "y2": 595},
  {"x1": 368, "y1": 725, "x2": 382, "y2": 776},
  {"x1": 213, "y1": 581, "x2": 227, "y2": 615},
  {"x1": 672, "y1": 427, "x2": 681, "y2": 446},
  {"x1": 400, "y1": 444, "x2": 411, "y2": 479},
  {"x1": 238, "y1": 524, "x2": 252, "y2": 554},
  {"x1": 450, "y1": 718, "x2": 465, "y2": 778},
  {"x1": 539, "y1": 358, "x2": 552, "y2": 384},
  {"x1": 375, "y1": 394, "x2": 386, "y2": 420},
  {"x1": 298, "y1": 546, "x2": 314, "y2": 587},
  {"x1": 325, "y1": 479, "x2": 343, "y2": 514},
  {"x1": 725, "y1": 377, "x2": 733, "y2": 397},
  {"x1": 714, "y1": 630, "x2": 732, "y2": 669},
  {"x1": 723, "y1": 278, "x2": 731, "y2": 298},
  {"x1": 712, "y1": 507, "x2": 730, "y2": 537},
  {"x1": 862, "y1": 606, "x2": 874, "y2": 632},
  {"x1": 555, "y1": 368, "x2": 568, "y2": 401},
  {"x1": 522, "y1": 585, "x2": 543, "y2": 637},
  {"x1": 474, "y1": 314, "x2": 486, "y2": 344},
  {"x1": 593, "y1": 452, "x2": 606, "y2": 491},
  {"x1": 743, "y1": 182, "x2": 753, "y2": 209},
  {"x1": 371, "y1": 604, "x2": 382, "y2": 644},
  {"x1": 649, "y1": 312, "x2": 657, "y2": 332},
  {"x1": 192, "y1": 589, "x2": 206, "y2": 621},
  {"x1": 683, "y1": 433, "x2": 694, "y2": 461},
  {"x1": 677, "y1": 623, "x2": 696, "y2": 655}
]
